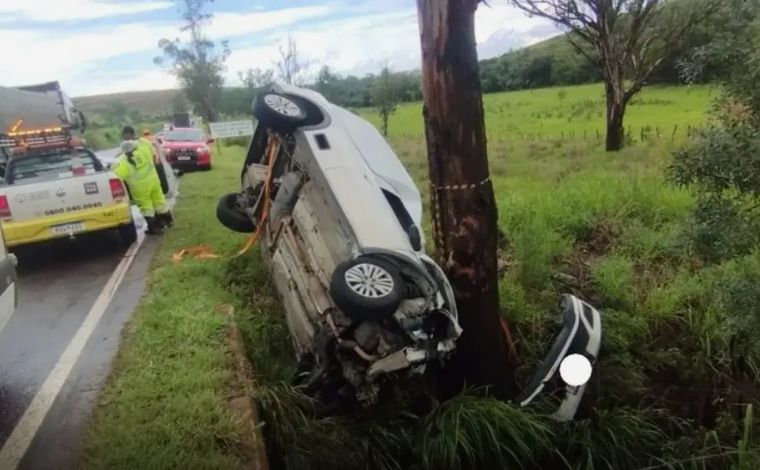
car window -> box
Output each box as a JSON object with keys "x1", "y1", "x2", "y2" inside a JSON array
[
  {"x1": 163, "y1": 129, "x2": 204, "y2": 142},
  {"x1": 7, "y1": 148, "x2": 102, "y2": 184}
]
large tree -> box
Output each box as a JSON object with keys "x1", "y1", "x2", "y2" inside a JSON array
[
  {"x1": 511, "y1": 0, "x2": 719, "y2": 151},
  {"x1": 417, "y1": 0, "x2": 515, "y2": 398},
  {"x1": 155, "y1": 0, "x2": 229, "y2": 123}
]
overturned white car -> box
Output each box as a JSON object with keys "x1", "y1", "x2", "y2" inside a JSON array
[{"x1": 218, "y1": 82, "x2": 601, "y2": 416}]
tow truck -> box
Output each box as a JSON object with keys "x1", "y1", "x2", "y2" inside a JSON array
[
  {"x1": 0, "y1": 131, "x2": 136, "y2": 248},
  {"x1": 0, "y1": 83, "x2": 136, "y2": 248}
]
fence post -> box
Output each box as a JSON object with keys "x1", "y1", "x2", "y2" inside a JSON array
[
  {"x1": 640, "y1": 127, "x2": 645, "y2": 142},
  {"x1": 672, "y1": 124, "x2": 678, "y2": 141}
]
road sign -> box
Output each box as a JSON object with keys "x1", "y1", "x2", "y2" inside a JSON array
[{"x1": 208, "y1": 120, "x2": 254, "y2": 139}]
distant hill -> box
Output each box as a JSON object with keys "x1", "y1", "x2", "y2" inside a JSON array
[{"x1": 74, "y1": 89, "x2": 181, "y2": 118}]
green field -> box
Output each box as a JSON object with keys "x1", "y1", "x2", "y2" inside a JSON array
[{"x1": 361, "y1": 83, "x2": 715, "y2": 141}]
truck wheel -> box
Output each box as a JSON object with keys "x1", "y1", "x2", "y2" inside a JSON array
[
  {"x1": 253, "y1": 93, "x2": 307, "y2": 132},
  {"x1": 330, "y1": 256, "x2": 404, "y2": 322},
  {"x1": 217, "y1": 193, "x2": 256, "y2": 233},
  {"x1": 118, "y1": 222, "x2": 138, "y2": 247}
]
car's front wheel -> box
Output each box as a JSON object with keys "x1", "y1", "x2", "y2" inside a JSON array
[
  {"x1": 216, "y1": 193, "x2": 256, "y2": 233},
  {"x1": 253, "y1": 93, "x2": 307, "y2": 132},
  {"x1": 330, "y1": 256, "x2": 404, "y2": 322}
]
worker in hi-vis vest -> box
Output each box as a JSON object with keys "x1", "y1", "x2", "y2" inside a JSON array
[
  {"x1": 140, "y1": 128, "x2": 170, "y2": 195},
  {"x1": 115, "y1": 126, "x2": 173, "y2": 233}
]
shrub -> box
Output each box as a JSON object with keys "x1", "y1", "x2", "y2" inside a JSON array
[{"x1": 687, "y1": 196, "x2": 758, "y2": 263}]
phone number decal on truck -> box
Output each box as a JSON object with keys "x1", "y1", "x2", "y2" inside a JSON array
[{"x1": 43, "y1": 202, "x2": 103, "y2": 216}]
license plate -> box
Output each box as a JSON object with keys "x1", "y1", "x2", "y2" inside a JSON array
[
  {"x1": 51, "y1": 222, "x2": 85, "y2": 236},
  {"x1": 177, "y1": 156, "x2": 191, "y2": 161}
]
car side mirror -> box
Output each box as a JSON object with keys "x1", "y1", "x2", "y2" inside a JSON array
[
  {"x1": 156, "y1": 138, "x2": 164, "y2": 144},
  {"x1": 207, "y1": 138, "x2": 215, "y2": 144}
]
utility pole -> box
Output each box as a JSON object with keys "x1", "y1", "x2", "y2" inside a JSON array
[{"x1": 416, "y1": 0, "x2": 514, "y2": 397}]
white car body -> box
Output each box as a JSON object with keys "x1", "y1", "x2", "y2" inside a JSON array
[{"x1": 221, "y1": 83, "x2": 460, "y2": 404}]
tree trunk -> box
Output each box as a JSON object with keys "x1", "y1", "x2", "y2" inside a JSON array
[
  {"x1": 604, "y1": 81, "x2": 626, "y2": 151},
  {"x1": 417, "y1": 0, "x2": 515, "y2": 398}
]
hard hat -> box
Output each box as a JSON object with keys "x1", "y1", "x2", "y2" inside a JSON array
[
  {"x1": 121, "y1": 140, "x2": 137, "y2": 154},
  {"x1": 142, "y1": 129, "x2": 151, "y2": 136}
]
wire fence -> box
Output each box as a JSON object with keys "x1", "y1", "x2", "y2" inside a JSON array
[{"x1": 394, "y1": 124, "x2": 698, "y2": 144}]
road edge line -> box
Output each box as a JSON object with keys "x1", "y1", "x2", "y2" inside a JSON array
[{"x1": 0, "y1": 234, "x2": 146, "y2": 468}]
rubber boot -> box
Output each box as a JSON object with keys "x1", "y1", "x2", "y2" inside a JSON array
[
  {"x1": 157, "y1": 211, "x2": 174, "y2": 228},
  {"x1": 145, "y1": 216, "x2": 165, "y2": 235}
]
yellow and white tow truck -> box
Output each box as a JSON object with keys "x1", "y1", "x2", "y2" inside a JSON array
[{"x1": 0, "y1": 130, "x2": 136, "y2": 248}]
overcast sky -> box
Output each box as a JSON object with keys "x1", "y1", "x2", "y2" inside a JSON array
[{"x1": 0, "y1": 0, "x2": 558, "y2": 97}]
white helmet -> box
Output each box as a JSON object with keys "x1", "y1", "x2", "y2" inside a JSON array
[{"x1": 120, "y1": 140, "x2": 137, "y2": 154}]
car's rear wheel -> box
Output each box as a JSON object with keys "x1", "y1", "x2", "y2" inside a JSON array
[
  {"x1": 216, "y1": 193, "x2": 256, "y2": 233},
  {"x1": 253, "y1": 93, "x2": 308, "y2": 132},
  {"x1": 330, "y1": 256, "x2": 404, "y2": 322},
  {"x1": 118, "y1": 222, "x2": 138, "y2": 247}
]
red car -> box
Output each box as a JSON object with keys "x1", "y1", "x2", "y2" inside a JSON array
[{"x1": 158, "y1": 127, "x2": 213, "y2": 171}]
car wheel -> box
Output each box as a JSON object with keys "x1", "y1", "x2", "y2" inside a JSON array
[
  {"x1": 253, "y1": 93, "x2": 307, "y2": 132},
  {"x1": 118, "y1": 222, "x2": 138, "y2": 247},
  {"x1": 330, "y1": 256, "x2": 404, "y2": 322},
  {"x1": 216, "y1": 193, "x2": 256, "y2": 233}
]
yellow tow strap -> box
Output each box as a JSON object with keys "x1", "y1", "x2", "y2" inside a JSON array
[{"x1": 171, "y1": 136, "x2": 279, "y2": 264}]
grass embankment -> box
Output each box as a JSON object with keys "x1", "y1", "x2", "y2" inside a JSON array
[{"x1": 82, "y1": 145, "x2": 257, "y2": 469}]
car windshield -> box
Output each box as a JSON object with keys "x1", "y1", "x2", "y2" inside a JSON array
[
  {"x1": 164, "y1": 129, "x2": 204, "y2": 142},
  {"x1": 8, "y1": 148, "x2": 102, "y2": 184}
]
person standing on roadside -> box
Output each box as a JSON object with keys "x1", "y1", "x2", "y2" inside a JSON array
[
  {"x1": 115, "y1": 126, "x2": 173, "y2": 233},
  {"x1": 140, "y1": 129, "x2": 170, "y2": 195}
]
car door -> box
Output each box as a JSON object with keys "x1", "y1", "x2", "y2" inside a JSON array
[{"x1": 0, "y1": 226, "x2": 17, "y2": 331}]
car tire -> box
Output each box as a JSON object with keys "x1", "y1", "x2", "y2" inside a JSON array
[
  {"x1": 118, "y1": 222, "x2": 138, "y2": 247},
  {"x1": 253, "y1": 93, "x2": 307, "y2": 132},
  {"x1": 330, "y1": 256, "x2": 404, "y2": 322},
  {"x1": 216, "y1": 193, "x2": 256, "y2": 233}
]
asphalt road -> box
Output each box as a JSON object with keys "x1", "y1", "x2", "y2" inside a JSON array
[{"x1": 0, "y1": 148, "x2": 157, "y2": 469}]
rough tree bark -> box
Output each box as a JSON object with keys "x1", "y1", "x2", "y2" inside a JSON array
[
  {"x1": 605, "y1": 80, "x2": 626, "y2": 151},
  {"x1": 417, "y1": 0, "x2": 515, "y2": 398}
]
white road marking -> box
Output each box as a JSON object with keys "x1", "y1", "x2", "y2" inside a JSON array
[
  {"x1": 0, "y1": 282, "x2": 16, "y2": 335},
  {"x1": 0, "y1": 234, "x2": 146, "y2": 469}
]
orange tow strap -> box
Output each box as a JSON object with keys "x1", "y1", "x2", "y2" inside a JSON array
[{"x1": 172, "y1": 136, "x2": 279, "y2": 264}]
